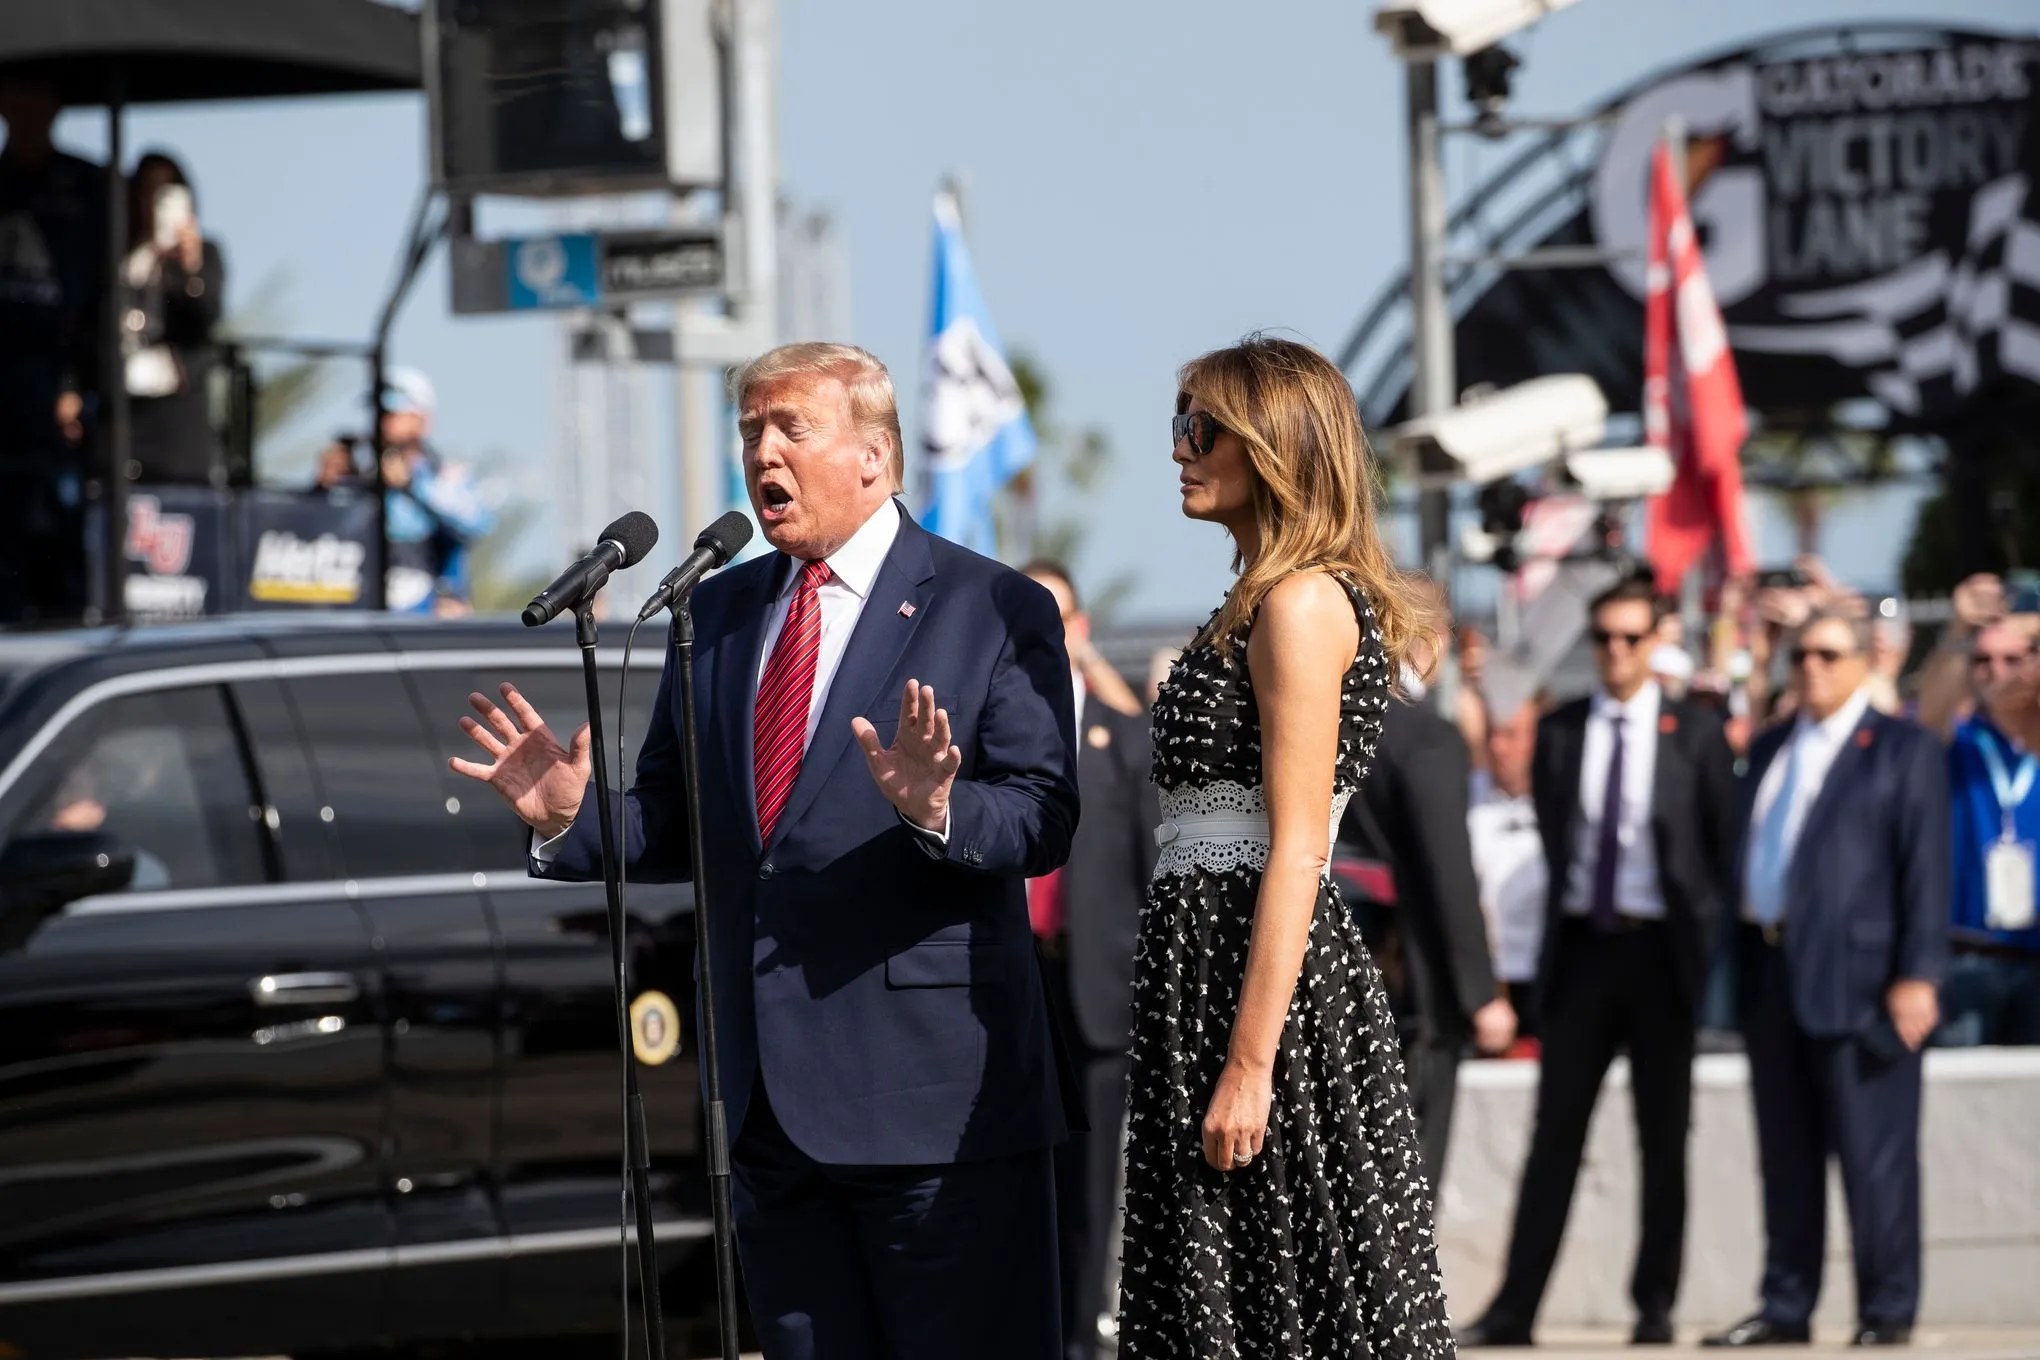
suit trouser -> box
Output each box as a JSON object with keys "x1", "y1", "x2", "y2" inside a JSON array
[
  {"x1": 1741, "y1": 929, "x2": 1923, "y2": 1328},
  {"x1": 732, "y1": 1076, "x2": 1062, "y2": 1360},
  {"x1": 1403, "y1": 1031, "x2": 1464, "y2": 1209},
  {"x1": 1489, "y1": 918, "x2": 1695, "y2": 1326},
  {"x1": 1060, "y1": 1050, "x2": 1129, "y2": 1360},
  {"x1": 1042, "y1": 947, "x2": 1131, "y2": 1360}
]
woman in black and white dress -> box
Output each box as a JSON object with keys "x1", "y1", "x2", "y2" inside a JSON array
[{"x1": 1117, "y1": 335, "x2": 1456, "y2": 1359}]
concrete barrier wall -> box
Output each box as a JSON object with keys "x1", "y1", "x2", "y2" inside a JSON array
[{"x1": 1434, "y1": 1048, "x2": 2040, "y2": 1328}]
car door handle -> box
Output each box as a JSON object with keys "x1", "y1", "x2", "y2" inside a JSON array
[{"x1": 250, "y1": 972, "x2": 361, "y2": 1007}]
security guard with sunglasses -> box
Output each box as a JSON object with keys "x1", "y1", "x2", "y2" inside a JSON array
[{"x1": 1460, "y1": 574, "x2": 1737, "y2": 1350}]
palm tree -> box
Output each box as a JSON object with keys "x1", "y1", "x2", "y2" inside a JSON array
[{"x1": 995, "y1": 352, "x2": 1134, "y2": 620}]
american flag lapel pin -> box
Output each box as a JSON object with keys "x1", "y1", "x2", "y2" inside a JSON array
[{"x1": 898, "y1": 601, "x2": 916, "y2": 618}]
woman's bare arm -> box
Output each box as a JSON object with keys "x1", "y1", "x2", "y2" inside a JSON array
[{"x1": 1201, "y1": 571, "x2": 1358, "y2": 1171}]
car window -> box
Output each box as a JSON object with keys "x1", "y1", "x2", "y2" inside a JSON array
[
  {"x1": 230, "y1": 678, "x2": 345, "y2": 883},
  {"x1": 284, "y1": 671, "x2": 467, "y2": 879},
  {"x1": 4, "y1": 686, "x2": 268, "y2": 892},
  {"x1": 404, "y1": 661, "x2": 661, "y2": 871}
]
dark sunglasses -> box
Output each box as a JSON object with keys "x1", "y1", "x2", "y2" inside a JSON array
[
  {"x1": 1791, "y1": 645, "x2": 1856, "y2": 667},
  {"x1": 1590, "y1": 628, "x2": 1652, "y2": 650},
  {"x1": 1171, "y1": 410, "x2": 1223, "y2": 456}
]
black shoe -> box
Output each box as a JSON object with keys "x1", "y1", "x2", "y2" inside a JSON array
[
  {"x1": 1632, "y1": 1312, "x2": 1675, "y2": 1346},
  {"x1": 1703, "y1": 1315, "x2": 1812, "y2": 1347},
  {"x1": 1850, "y1": 1323, "x2": 1913, "y2": 1347},
  {"x1": 1457, "y1": 1315, "x2": 1535, "y2": 1348}
]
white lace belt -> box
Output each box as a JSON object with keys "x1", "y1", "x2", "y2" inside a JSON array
[{"x1": 1152, "y1": 780, "x2": 1354, "y2": 879}]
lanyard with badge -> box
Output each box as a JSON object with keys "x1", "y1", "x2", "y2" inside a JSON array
[{"x1": 1977, "y1": 731, "x2": 2038, "y2": 931}]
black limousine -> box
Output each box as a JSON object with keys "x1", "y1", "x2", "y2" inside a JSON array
[{"x1": 0, "y1": 615, "x2": 731, "y2": 1359}]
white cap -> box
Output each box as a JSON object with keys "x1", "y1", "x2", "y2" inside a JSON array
[
  {"x1": 380, "y1": 366, "x2": 436, "y2": 416},
  {"x1": 1648, "y1": 643, "x2": 1695, "y2": 682}
]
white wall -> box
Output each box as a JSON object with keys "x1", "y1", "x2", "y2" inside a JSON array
[{"x1": 1435, "y1": 1049, "x2": 2040, "y2": 1328}]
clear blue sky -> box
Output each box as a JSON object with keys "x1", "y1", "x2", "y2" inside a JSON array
[{"x1": 50, "y1": 0, "x2": 2035, "y2": 622}]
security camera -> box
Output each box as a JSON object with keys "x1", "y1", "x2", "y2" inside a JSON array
[
  {"x1": 1561, "y1": 446, "x2": 1676, "y2": 501},
  {"x1": 1372, "y1": 0, "x2": 1583, "y2": 61},
  {"x1": 1464, "y1": 45, "x2": 1521, "y2": 137},
  {"x1": 1459, "y1": 523, "x2": 1523, "y2": 573},
  {"x1": 1384, "y1": 373, "x2": 1608, "y2": 489}
]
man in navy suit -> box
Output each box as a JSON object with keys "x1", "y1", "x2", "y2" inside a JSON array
[
  {"x1": 1019, "y1": 559, "x2": 1157, "y2": 1360},
  {"x1": 452, "y1": 343, "x2": 1080, "y2": 1359},
  {"x1": 1705, "y1": 611, "x2": 1948, "y2": 1350}
]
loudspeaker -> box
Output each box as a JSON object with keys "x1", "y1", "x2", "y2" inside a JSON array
[{"x1": 426, "y1": 0, "x2": 721, "y2": 198}]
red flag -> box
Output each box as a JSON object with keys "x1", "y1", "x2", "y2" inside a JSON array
[{"x1": 1643, "y1": 140, "x2": 1752, "y2": 593}]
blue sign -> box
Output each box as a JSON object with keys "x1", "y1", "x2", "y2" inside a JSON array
[{"x1": 506, "y1": 233, "x2": 602, "y2": 309}]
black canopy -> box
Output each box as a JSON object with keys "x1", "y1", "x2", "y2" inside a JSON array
[{"x1": 0, "y1": 0, "x2": 420, "y2": 106}]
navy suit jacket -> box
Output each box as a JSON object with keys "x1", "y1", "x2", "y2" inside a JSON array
[
  {"x1": 534, "y1": 506, "x2": 1082, "y2": 1165},
  {"x1": 1735, "y1": 706, "x2": 1950, "y2": 1038}
]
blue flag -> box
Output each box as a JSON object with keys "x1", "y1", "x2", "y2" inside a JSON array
[{"x1": 919, "y1": 190, "x2": 1037, "y2": 554}]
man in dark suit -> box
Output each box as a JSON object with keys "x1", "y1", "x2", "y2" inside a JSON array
[
  {"x1": 454, "y1": 343, "x2": 1080, "y2": 1360},
  {"x1": 1705, "y1": 612, "x2": 1947, "y2": 1349},
  {"x1": 1020, "y1": 560, "x2": 1157, "y2": 1360},
  {"x1": 1341, "y1": 687, "x2": 1514, "y2": 1202},
  {"x1": 1462, "y1": 576, "x2": 1738, "y2": 1348}
]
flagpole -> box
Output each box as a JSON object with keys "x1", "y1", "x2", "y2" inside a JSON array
[
  {"x1": 941, "y1": 171, "x2": 967, "y2": 234},
  {"x1": 1660, "y1": 114, "x2": 1708, "y2": 647}
]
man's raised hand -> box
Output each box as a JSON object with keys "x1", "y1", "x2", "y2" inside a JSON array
[
  {"x1": 449, "y1": 682, "x2": 592, "y2": 840},
  {"x1": 852, "y1": 679, "x2": 961, "y2": 835}
]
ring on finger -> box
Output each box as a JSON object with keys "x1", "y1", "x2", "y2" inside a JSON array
[{"x1": 1231, "y1": 1151, "x2": 1252, "y2": 1167}]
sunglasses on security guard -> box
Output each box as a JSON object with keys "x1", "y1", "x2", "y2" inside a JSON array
[
  {"x1": 1171, "y1": 411, "x2": 1223, "y2": 456},
  {"x1": 1791, "y1": 646, "x2": 1854, "y2": 667},
  {"x1": 1590, "y1": 628, "x2": 1651, "y2": 650}
]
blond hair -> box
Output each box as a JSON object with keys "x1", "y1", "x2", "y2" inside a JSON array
[
  {"x1": 1178, "y1": 334, "x2": 1441, "y2": 675},
  {"x1": 731, "y1": 342, "x2": 904, "y2": 489}
]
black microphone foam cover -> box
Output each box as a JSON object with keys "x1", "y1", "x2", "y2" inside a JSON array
[
  {"x1": 601, "y1": 511, "x2": 660, "y2": 569},
  {"x1": 695, "y1": 509, "x2": 754, "y2": 564}
]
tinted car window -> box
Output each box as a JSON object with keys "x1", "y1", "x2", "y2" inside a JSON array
[
  {"x1": 285, "y1": 670, "x2": 467, "y2": 879},
  {"x1": 229, "y1": 679, "x2": 346, "y2": 883},
  {"x1": 405, "y1": 660, "x2": 661, "y2": 871},
  {"x1": 4, "y1": 686, "x2": 267, "y2": 891}
]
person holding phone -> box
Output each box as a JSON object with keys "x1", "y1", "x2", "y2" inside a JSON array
[
  {"x1": 123, "y1": 151, "x2": 225, "y2": 485},
  {"x1": 1706, "y1": 611, "x2": 1948, "y2": 1350}
]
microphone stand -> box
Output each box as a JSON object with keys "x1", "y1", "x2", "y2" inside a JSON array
[
  {"x1": 574, "y1": 600, "x2": 668, "y2": 1360},
  {"x1": 670, "y1": 587, "x2": 743, "y2": 1360}
]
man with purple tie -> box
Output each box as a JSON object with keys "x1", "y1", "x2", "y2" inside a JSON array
[
  {"x1": 1460, "y1": 576, "x2": 1738, "y2": 1349},
  {"x1": 451, "y1": 343, "x2": 1080, "y2": 1360}
]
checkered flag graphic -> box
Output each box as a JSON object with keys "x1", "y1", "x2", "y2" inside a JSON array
[{"x1": 1729, "y1": 174, "x2": 2040, "y2": 417}]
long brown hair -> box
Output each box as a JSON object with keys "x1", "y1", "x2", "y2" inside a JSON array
[{"x1": 1179, "y1": 334, "x2": 1440, "y2": 675}]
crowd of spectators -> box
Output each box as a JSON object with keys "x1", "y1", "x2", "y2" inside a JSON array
[{"x1": 1445, "y1": 561, "x2": 2040, "y2": 1057}]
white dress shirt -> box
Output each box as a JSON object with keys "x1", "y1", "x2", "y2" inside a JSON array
[
  {"x1": 754, "y1": 497, "x2": 903, "y2": 754},
  {"x1": 537, "y1": 498, "x2": 919, "y2": 861},
  {"x1": 1468, "y1": 790, "x2": 1546, "y2": 982},
  {"x1": 1563, "y1": 680, "x2": 1667, "y2": 920},
  {"x1": 1742, "y1": 683, "x2": 1873, "y2": 921}
]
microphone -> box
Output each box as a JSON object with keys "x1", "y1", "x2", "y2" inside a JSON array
[
  {"x1": 636, "y1": 510, "x2": 754, "y2": 622},
  {"x1": 522, "y1": 511, "x2": 660, "y2": 627}
]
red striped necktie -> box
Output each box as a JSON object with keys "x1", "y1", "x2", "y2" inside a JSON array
[{"x1": 754, "y1": 559, "x2": 832, "y2": 843}]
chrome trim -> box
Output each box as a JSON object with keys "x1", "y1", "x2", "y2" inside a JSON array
[
  {"x1": 251, "y1": 972, "x2": 360, "y2": 1007},
  {"x1": 63, "y1": 869, "x2": 610, "y2": 919},
  {"x1": 0, "y1": 1220, "x2": 711, "y2": 1305}
]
